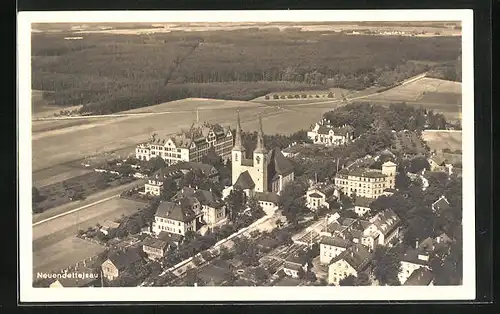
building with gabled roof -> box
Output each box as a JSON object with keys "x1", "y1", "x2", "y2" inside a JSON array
[
  {"x1": 172, "y1": 186, "x2": 226, "y2": 226},
  {"x1": 347, "y1": 196, "x2": 374, "y2": 217},
  {"x1": 151, "y1": 200, "x2": 201, "y2": 236},
  {"x1": 335, "y1": 161, "x2": 397, "y2": 199},
  {"x1": 431, "y1": 195, "x2": 451, "y2": 213},
  {"x1": 307, "y1": 121, "x2": 355, "y2": 147},
  {"x1": 135, "y1": 121, "x2": 233, "y2": 165},
  {"x1": 366, "y1": 209, "x2": 402, "y2": 246},
  {"x1": 225, "y1": 112, "x2": 294, "y2": 214},
  {"x1": 101, "y1": 248, "x2": 143, "y2": 281},
  {"x1": 327, "y1": 243, "x2": 373, "y2": 285},
  {"x1": 283, "y1": 254, "x2": 309, "y2": 278},
  {"x1": 319, "y1": 235, "x2": 352, "y2": 264},
  {"x1": 403, "y1": 268, "x2": 434, "y2": 286},
  {"x1": 305, "y1": 183, "x2": 339, "y2": 211}
]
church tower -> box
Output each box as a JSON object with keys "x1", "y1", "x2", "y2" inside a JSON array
[
  {"x1": 253, "y1": 115, "x2": 268, "y2": 192},
  {"x1": 232, "y1": 111, "x2": 245, "y2": 185}
]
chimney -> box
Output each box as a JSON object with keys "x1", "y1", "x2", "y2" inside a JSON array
[
  {"x1": 415, "y1": 239, "x2": 419, "y2": 249},
  {"x1": 436, "y1": 236, "x2": 441, "y2": 244}
]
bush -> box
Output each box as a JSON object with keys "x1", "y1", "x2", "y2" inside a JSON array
[
  {"x1": 273, "y1": 94, "x2": 279, "y2": 99},
  {"x1": 192, "y1": 256, "x2": 204, "y2": 266},
  {"x1": 315, "y1": 95, "x2": 320, "y2": 98},
  {"x1": 264, "y1": 95, "x2": 270, "y2": 100},
  {"x1": 287, "y1": 94, "x2": 294, "y2": 99},
  {"x1": 327, "y1": 92, "x2": 334, "y2": 98}
]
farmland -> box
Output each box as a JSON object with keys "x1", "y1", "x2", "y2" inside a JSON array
[
  {"x1": 33, "y1": 197, "x2": 146, "y2": 275},
  {"x1": 32, "y1": 98, "x2": 335, "y2": 174},
  {"x1": 33, "y1": 171, "x2": 136, "y2": 213},
  {"x1": 421, "y1": 130, "x2": 462, "y2": 152}
]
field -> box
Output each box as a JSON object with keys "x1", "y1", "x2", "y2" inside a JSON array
[
  {"x1": 362, "y1": 77, "x2": 462, "y2": 120},
  {"x1": 366, "y1": 77, "x2": 461, "y2": 102},
  {"x1": 421, "y1": 130, "x2": 462, "y2": 152},
  {"x1": 33, "y1": 197, "x2": 145, "y2": 275},
  {"x1": 34, "y1": 171, "x2": 135, "y2": 213},
  {"x1": 32, "y1": 98, "x2": 336, "y2": 174}
]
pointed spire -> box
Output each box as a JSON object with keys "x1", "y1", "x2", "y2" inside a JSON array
[
  {"x1": 232, "y1": 110, "x2": 244, "y2": 151},
  {"x1": 254, "y1": 114, "x2": 266, "y2": 154}
]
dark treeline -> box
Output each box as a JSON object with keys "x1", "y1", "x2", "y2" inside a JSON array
[
  {"x1": 32, "y1": 30, "x2": 460, "y2": 114},
  {"x1": 323, "y1": 102, "x2": 448, "y2": 136}
]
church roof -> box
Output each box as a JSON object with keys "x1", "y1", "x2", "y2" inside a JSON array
[
  {"x1": 233, "y1": 171, "x2": 255, "y2": 190},
  {"x1": 267, "y1": 147, "x2": 294, "y2": 176}
]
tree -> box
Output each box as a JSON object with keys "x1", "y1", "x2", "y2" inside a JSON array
[
  {"x1": 395, "y1": 172, "x2": 411, "y2": 190},
  {"x1": 408, "y1": 157, "x2": 430, "y2": 174},
  {"x1": 339, "y1": 272, "x2": 371, "y2": 286},
  {"x1": 372, "y1": 247, "x2": 401, "y2": 286},
  {"x1": 225, "y1": 187, "x2": 246, "y2": 222},
  {"x1": 161, "y1": 177, "x2": 178, "y2": 200},
  {"x1": 184, "y1": 268, "x2": 204, "y2": 286},
  {"x1": 278, "y1": 180, "x2": 308, "y2": 225},
  {"x1": 144, "y1": 156, "x2": 166, "y2": 173},
  {"x1": 247, "y1": 196, "x2": 266, "y2": 219}
]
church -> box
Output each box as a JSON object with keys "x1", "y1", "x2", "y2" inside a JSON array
[{"x1": 223, "y1": 112, "x2": 295, "y2": 209}]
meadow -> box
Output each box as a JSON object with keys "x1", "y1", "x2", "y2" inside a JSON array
[{"x1": 421, "y1": 130, "x2": 462, "y2": 152}]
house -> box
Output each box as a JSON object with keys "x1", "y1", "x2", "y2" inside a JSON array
[
  {"x1": 151, "y1": 200, "x2": 201, "y2": 236},
  {"x1": 428, "y1": 155, "x2": 453, "y2": 174},
  {"x1": 305, "y1": 183, "x2": 338, "y2": 210},
  {"x1": 135, "y1": 122, "x2": 233, "y2": 164},
  {"x1": 142, "y1": 236, "x2": 169, "y2": 260},
  {"x1": 172, "y1": 186, "x2": 226, "y2": 226},
  {"x1": 327, "y1": 244, "x2": 373, "y2": 285},
  {"x1": 49, "y1": 269, "x2": 100, "y2": 288},
  {"x1": 307, "y1": 121, "x2": 355, "y2": 147},
  {"x1": 282, "y1": 142, "x2": 303, "y2": 158},
  {"x1": 100, "y1": 220, "x2": 121, "y2": 236},
  {"x1": 382, "y1": 188, "x2": 397, "y2": 197},
  {"x1": 101, "y1": 249, "x2": 143, "y2": 281},
  {"x1": 347, "y1": 196, "x2": 373, "y2": 217},
  {"x1": 431, "y1": 195, "x2": 451, "y2": 213},
  {"x1": 144, "y1": 167, "x2": 182, "y2": 196},
  {"x1": 403, "y1": 268, "x2": 434, "y2": 286},
  {"x1": 366, "y1": 209, "x2": 402, "y2": 246},
  {"x1": 334, "y1": 161, "x2": 397, "y2": 199},
  {"x1": 283, "y1": 255, "x2": 308, "y2": 278},
  {"x1": 230, "y1": 113, "x2": 295, "y2": 197},
  {"x1": 398, "y1": 245, "x2": 432, "y2": 285},
  {"x1": 254, "y1": 191, "x2": 280, "y2": 215},
  {"x1": 319, "y1": 235, "x2": 351, "y2": 264}
]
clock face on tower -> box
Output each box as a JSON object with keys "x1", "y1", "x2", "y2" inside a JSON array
[{"x1": 256, "y1": 156, "x2": 261, "y2": 164}]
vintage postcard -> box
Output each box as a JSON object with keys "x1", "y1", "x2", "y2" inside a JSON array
[{"x1": 18, "y1": 9, "x2": 474, "y2": 302}]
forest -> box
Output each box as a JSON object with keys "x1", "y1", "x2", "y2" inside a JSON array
[{"x1": 32, "y1": 29, "x2": 461, "y2": 115}]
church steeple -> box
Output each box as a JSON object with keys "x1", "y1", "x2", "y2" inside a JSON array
[
  {"x1": 254, "y1": 115, "x2": 266, "y2": 154},
  {"x1": 232, "y1": 110, "x2": 245, "y2": 152}
]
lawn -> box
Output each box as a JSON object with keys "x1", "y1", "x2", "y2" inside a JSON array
[{"x1": 421, "y1": 130, "x2": 462, "y2": 152}]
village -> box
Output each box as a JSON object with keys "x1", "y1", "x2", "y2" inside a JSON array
[{"x1": 35, "y1": 100, "x2": 463, "y2": 288}]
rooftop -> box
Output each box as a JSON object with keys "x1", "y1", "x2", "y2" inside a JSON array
[
  {"x1": 142, "y1": 237, "x2": 169, "y2": 250},
  {"x1": 155, "y1": 201, "x2": 196, "y2": 222},
  {"x1": 267, "y1": 147, "x2": 294, "y2": 177},
  {"x1": 320, "y1": 235, "x2": 352, "y2": 248},
  {"x1": 432, "y1": 195, "x2": 451, "y2": 212},
  {"x1": 233, "y1": 171, "x2": 256, "y2": 190},
  {"x1": 254, "y1": 191, "x2": 279, "y2": 204},
  {"x1": 337, "y1": 167, "x2": 387, "y2": 178},
  {"x1": 353, "y1": 196, "x2": 373, "y2": 208},
  {"x1": 369, "y1": 209, "x2": 401, "y2": 236},
  {"x1": 404, "y1": 268, "x2": 434, "y2": 286},
  {"x1": 107, "y1": 248, "x2": 142, "y2": 271},
  {"x1": 329, "y1": 243, "x2": 372, "y2": 272}
]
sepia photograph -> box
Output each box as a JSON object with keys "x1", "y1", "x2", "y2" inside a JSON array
[{"x1": 18, "y1": 9, "x2": 475, "y2": 302}]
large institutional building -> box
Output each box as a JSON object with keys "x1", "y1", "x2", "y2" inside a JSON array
[
  {"x1": 230, "y1": 113, "x2": 294, "y2": 196},
  {"x1": 307, "y1": 121, "x2": 355, "y2": 147},
  {"x1": 135, "y1": 122, "x2": 233, "y2": 165},
  {"x1": 334, "y1": 161, "x2": 397, "y2": 199}
]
